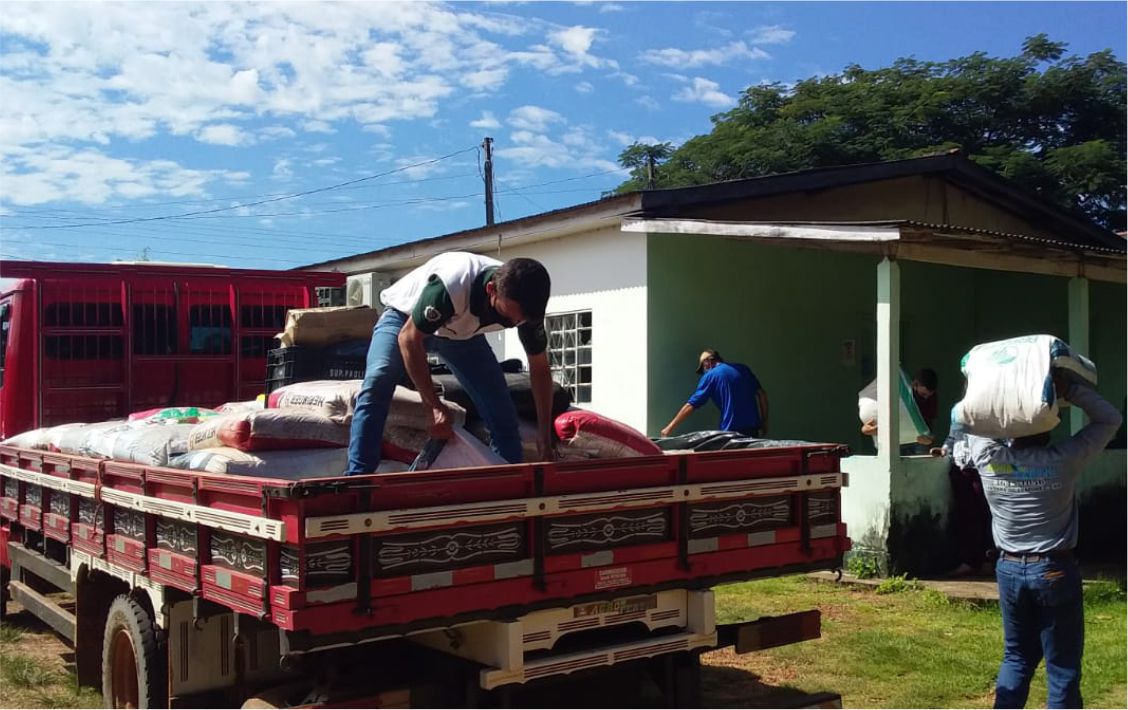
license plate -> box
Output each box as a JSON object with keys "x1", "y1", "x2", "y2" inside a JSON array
[{"x1": 573, "y1": 594, "x2": 657, "y2": 618}]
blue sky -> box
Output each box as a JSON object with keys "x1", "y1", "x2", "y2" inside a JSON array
[{"x1": 1, "y1": 1, "x2": 1124, "y2": 270}]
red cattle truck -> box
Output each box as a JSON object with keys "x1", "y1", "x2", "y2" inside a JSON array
[
  {"x1": 0, "y1": 260, "x2": 344, "y2": 439},
  {"x1": 0, "y1": 263, "x2": 850, "y2": 709}
]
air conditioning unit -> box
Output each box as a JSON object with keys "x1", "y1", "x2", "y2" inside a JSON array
[{"x1": 346, "y1": 272, "x2": 392, "y2": 311}]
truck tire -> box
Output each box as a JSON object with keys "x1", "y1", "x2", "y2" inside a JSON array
[{"x1": 101, "y1": 595, "x2": 166, "y2": 709}]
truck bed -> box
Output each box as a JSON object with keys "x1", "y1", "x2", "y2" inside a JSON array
[{"x1": 0, "y1": 443, "x2": 849, "y2": 647}]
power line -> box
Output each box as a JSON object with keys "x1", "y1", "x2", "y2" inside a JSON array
[
  {"x1": 494, "y1": 177, "x2": 545, "y2": 212},
  {"x1": 1, "y1": 172, "x2": 481, "y2": 217},
  {"x1": 2, "y1": 237, "x2": 323, "y2": 265},
  {"x1": 15, "y1": 146, "x2": 479, "y2": 231}
]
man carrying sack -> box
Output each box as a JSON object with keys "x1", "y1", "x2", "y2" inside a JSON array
[{"x1": 959, "y1": 336, "x2": 1121, "y2": 708}]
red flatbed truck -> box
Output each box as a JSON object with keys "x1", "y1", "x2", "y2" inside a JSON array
[
  {"x1": 0, "y1": 260, "x2": 849, "y2": 707},
  {"x1": 0, "y1": 440, "x2": 850, "y2": 707}
]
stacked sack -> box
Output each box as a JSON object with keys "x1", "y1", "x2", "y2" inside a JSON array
[
  {"x1": 168, "y1": 380, "x2": 473, "y2": 478},
  {"x1": 952, "y1": 334, "x2": 1097, "y2": 438},
  {"x1": 0, "y1": 407, "x2": 222, "y2": 467}
]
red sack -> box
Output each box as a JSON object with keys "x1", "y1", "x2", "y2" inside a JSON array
[
  {"x1": 188, "y1": 411, "x2": 348, "y2": 452},
  {"x1": 553, "y1": 409, "x2": 662, "y2": 459}
]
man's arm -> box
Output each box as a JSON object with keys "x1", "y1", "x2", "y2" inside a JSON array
[
  {"x1": 397, "y1": 319, "x2": 454, "y2": 440},
  {"x1": 661, "y1": 404, "x2": 696, "y2": 438},
  {"x1": 1000, "y1": 383, "x2": 1122, "y2": 469},
  {"x1": 757, "y1": 388, "x2": 769, "y2": 435},
  {"x1": 527, "y1": 350, "x2": 556, "y2": 461}
]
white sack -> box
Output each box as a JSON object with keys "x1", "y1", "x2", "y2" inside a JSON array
[
  {"x1": 953, "y1": 335, "x2": 1097, "y2": 438},
  {"x1": 858, "y1": 368, "x2": 930, "y2": 446},
  {"x1": 216, "y1": 400, "x2": 264, "y2": 415},
  {"x1": 2, "y1": 427, "x2": 56, "y2": 450},
  {"x1": 427, "y1": 430, "x2": 507, "y2": 471},
  {"x1": 268, "y1": 380, "x2": 362, "y2": 422},
  {"x1": 110, "y1": 423, "x2": 196, "y2": 467},
  {"x1": 47, "y1": 423, "x2": 94, "y2": 453}
]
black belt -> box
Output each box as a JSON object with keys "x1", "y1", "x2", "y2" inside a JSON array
[{"x1": 999, "y1": 549, "x2": 1074, "y2": 564}]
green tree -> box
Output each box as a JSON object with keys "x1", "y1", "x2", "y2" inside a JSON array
[
  {"x1": 616, "y1": 35, "x2": 1126, "y2": 230},
  {"x1": 617, "y1": 142, "x2": 674, "y2": 190}
]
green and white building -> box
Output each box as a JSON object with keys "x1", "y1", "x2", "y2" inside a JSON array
[{"x1": 304, "y1": 153, "x2": 1127, "y2": 575}]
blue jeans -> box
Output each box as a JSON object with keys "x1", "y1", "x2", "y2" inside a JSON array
[
  {"x1": 346, "y1": 308, "x2": 522, "y2": 474},
  {"x1": 994, "y1": 556, "x2": 1084, "y2": 708}
]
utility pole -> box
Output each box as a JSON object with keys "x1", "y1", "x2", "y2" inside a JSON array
[
  {"x1": 482, "y1": 137, "x2": 495, "y2": 226},
  {"x1": 645, "y1": 153, "x2": 656, "y2": 190}
]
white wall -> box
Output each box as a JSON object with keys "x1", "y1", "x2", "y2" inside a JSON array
[
  {"x1": 840, "y1": 455, "x2": 892, "y2": 557},
  {"x1": 498, "y1": 226, "x2": 650, "y2": 431}
]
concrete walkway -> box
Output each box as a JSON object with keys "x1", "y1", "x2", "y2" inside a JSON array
[
  {"x1": 809, "y1": 563, "x2": 1124, "y2": 604},
  {"x1": 807, "y1": 571, "x2": 1000, "y2": 602}
]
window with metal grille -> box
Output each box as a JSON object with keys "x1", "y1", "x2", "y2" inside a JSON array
[
  {"x1": 545, "y1": 310, "x2": 592, "y2": 403},
  {"x1": 43, "y1": 301, "x2": 123, "y2": 327},
  {"x1": 240, "y1": 304, "x2": 288, "y2": 329},
  {"x1": 133, "y1": 304, "x2": 177, "y2": 355},
  {"x1": 240, "y1": 335, "x2": 276, "y2": 358},
  {"x1": 189, "y1": 304, "x2": 233, "y2": 355},
  {"x1": 45, "y1": 334, "x2": 124, "y2": 360}
]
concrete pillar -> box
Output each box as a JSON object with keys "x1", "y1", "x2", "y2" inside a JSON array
[
  {"x1": 877, "y1": 257, "x2": 901, "y2": 474},
  {"x1": 1068, "y1": 276, "x2": 1090, "y2": 434}
]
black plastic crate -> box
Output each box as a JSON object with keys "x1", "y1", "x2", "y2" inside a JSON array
[{"x1": 264, "y1": 346, "x2": 367, "y2": 395}]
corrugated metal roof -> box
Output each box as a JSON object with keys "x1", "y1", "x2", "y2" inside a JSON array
[{"x1": 297, "y1": 153, "x2": 1125, "y2": 270}]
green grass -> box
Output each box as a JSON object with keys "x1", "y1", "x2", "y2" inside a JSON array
[
  {"x1": 0, "y1": 644, "x2": 101, "y2": 709},
  {"x1": 0, "y1": 622, "x2": 25, "y2": 645},
  {"x1": 713, "y1": 575, "x2": 1127, "y2": 708}
]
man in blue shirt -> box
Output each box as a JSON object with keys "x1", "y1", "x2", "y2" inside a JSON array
[
  {"x1": 966, "y1": 379, "x2": 1121, "y2": 709},
  {"x1": 660, "y1": 349, "x2": 769, "y2": 437}
]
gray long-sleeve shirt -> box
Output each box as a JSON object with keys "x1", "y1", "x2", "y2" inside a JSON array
[{"x1": 966, "y1": 384, "x2": 1123, "y2": 554}]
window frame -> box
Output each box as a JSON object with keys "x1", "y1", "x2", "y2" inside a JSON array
[{"x1": 544, "y1": 309, "x2": 592, "y2": 404}]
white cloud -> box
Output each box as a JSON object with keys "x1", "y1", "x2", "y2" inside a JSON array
[
  {"x1": 636, "y1": 95, "x2": 660, "y2": 111},
  {"x1": 609, "y1": 70, "x2": 638, "y2": 87},
  {"x1": 747, "y1": 25, "x2": 796, "y2": 45},
  {"x1": 694, "y1": 11, "x2": 734, "y2": 39},
  {"x1": 495, "y1": 119, "x2": 618, "y2": 173},
  {"x1": 639, "y1": 41, "x2": 770, "y2": 68},
  {"x1": 0, "y1": 3, "x2": 618, "y2": 151},
  {"x1": 396, "y1": 155, "x2": 448, "y2": 180},
  {"x1": 197, "y1": 124, "x2": 251, "y2": 146},
  {"x1": 575, "y1": 81, "x2": 593, "y2": 94},
  {"x1": 599, "y1": 3, "x2": 625, "y2": 13},
  {"x1": 549, "y1": 26, "x2": 597, "y2": 56},
  {"x1": 607, "y1": 130, "x2": 633, "y2": 146},
  {"x1": 508, "y1": 105, "x2": 564, "y2": 132},
  {"x1": 302, "y1": 120, "x2": 335, "y2": 134},
  {"x1": 672, "y1": 78, "x2": 735, "y2": 108},
  {"x1": 463, "y1": 66, "x2": 509, "y2": 90},
  {"x1": 272, "y1": 159, "x2": 293, "y2": 179},
  {"x1": 0, "y1": 145, "x2": 248, "y2": 206},
  {"x1": 260, "y1": 125, "x2": 297, "y2": 140},
  {"x1": 0, "y1": 2, "x2": 632, "y2": 205},
  {"x1": 470, "y1": 111, "x2": 502, "y2": 129}
]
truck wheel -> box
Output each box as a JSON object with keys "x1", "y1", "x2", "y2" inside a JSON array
[{"x1": 101, "y1": 595, "x2": 166, "y2": 709}]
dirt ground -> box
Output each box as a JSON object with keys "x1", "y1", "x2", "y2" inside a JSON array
[{"x1": 0, "y1": 600, "x2": 828, "y2": 709}]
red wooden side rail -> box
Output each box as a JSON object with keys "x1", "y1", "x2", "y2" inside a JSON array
[{"x1": 0, "y1": 442, "x2": 851, "y2": 642}]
